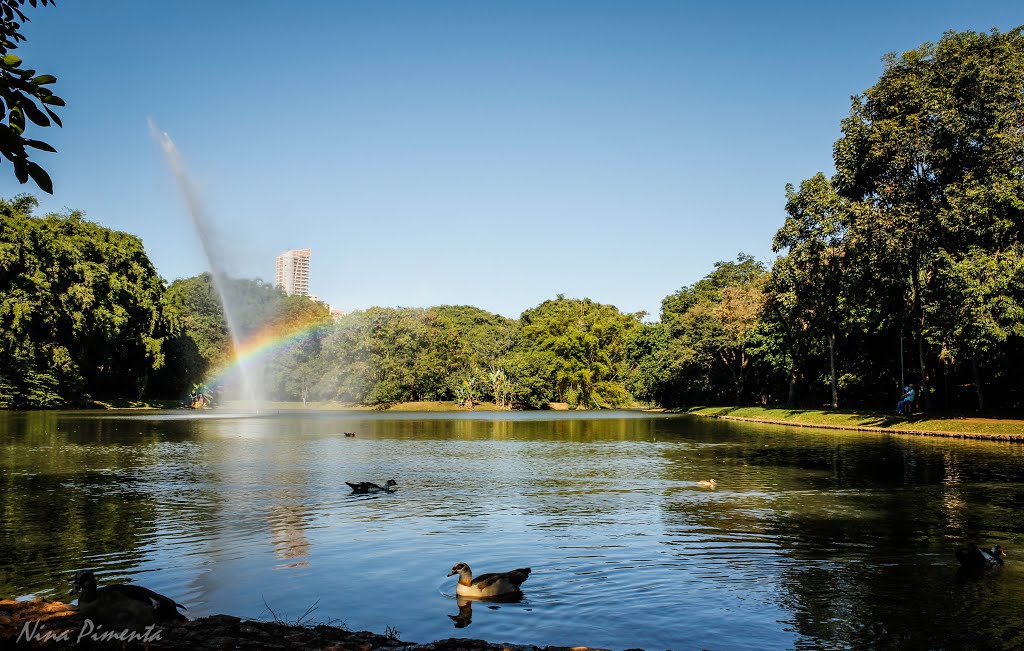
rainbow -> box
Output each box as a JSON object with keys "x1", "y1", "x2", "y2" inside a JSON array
[{"x1": 202, "y1": 318, "x2": 329, "y2": 391}]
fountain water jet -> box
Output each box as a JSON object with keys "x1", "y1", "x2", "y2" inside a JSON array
[{"x1": 149, "y1": 118, "x2": 262, "y2": 406}]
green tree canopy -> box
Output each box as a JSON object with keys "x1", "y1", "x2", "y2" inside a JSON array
[
  {"x1": 832, "y1": 26, "x2": 1024, "y2": 410},
  {"x1": 661, "y1": 255, "x2": 768, "y2": 406},
  {"x1": 0, "y1": 195, "x2": 166, "y2": 406},
  {"x1": 518, "y1": 296, "x2": 642, "y2": 409}
]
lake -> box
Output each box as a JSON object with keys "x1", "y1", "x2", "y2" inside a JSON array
[{"x1": 2, "y1": 410, "x2": 1023, "y2": 650}]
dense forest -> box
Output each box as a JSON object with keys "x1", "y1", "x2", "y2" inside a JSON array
[{"x1": 2, "y1": 27, "x2": 1023, "y2": 412}]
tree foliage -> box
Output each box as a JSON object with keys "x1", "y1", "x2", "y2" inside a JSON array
[
  {"x1": 659, "y1": 255, "x2": 768, "y2": 406},
  {"x1": 0, "y1": 196, "x2": 166, "y2": 406},
  {"x1": 0, "y1": 0, "x2": 63, "y2": 193},
  {"x1": 829, "y1": 26, "x2": 1024, "y2": 411},
  {"x1": 518, "y1": 296, "x2": 642, "y2": 409}
]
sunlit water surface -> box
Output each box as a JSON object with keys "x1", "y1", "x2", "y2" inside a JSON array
[{"x1": 2, "y1": 410, "x2": 1023, "y2": 650}]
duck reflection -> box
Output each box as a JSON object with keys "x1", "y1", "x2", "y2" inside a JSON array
[
  {"x1": 446, "y1": 593, "x2": 524, "y2": 629},
  {"x1": 449, "y1": 597, "x2": 473, "y2": 628}
]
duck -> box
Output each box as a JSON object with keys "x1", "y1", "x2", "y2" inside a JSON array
[
  {"x1": 345, "y1": 479, "x2": 397, "y2": 494},
  {"x1": 69, "y1": 570, "x2": 187, "y2": 630},
  {"x1": 697, "y1": 479, "x2": 717, "y2": 488},
  {"x1": 343, "y1": 432, "x2": 356, "y2": 437},
  {"x1": 955, "y1": 545, "x2": 1006, "y2": 570},
  {"x1": 447, "y1": 562, "x2": 531, "y2": 598}
]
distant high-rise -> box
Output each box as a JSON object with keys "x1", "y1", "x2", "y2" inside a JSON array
[{"x1": 275, "y1": 248, "x2": 311, "y2": 296}]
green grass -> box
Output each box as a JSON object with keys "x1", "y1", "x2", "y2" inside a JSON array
[{"x1": 687, "y1": 406, "x2": 1024, "y2": 439}]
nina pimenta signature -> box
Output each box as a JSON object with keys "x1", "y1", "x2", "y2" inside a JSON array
[{"x1": 17, "y1": 618, "x2": 164, "y2": 644}]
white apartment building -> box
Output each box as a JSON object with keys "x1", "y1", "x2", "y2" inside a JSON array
[{"x1": 275, "y1": 248, "x2": 311, "y2": 296}]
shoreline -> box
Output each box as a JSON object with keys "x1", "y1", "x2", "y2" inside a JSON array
[
  {"x1": 684, "y1": 406, "x2": 1024, "y2": 441},
  {"x1": 0, "y1": 598, "x2": 614, "y2": 651},
  {"x1": 64, "y1": 399, "x2": 615, "y2": 412},
  {"x1": 10, "y1": 401, "x2": 1024, "y2": 442}
]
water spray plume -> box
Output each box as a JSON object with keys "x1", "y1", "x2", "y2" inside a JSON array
[{"x1": 149, "y1": 117, "x2": 260, "y2": 405}]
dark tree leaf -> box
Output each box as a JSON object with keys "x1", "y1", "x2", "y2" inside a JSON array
[
  {"x1": 23, "y1": 137, "x2": 55, "y2": 152},
  {"x1": 25, "y1": 159, "x2": 52, "y2": 193},
  {"x1": 21, "y1": 100, "x2": 48, "y2": 126},
  {"x1": 43, "y1": 106, "x2": 61, "y2": 127}
]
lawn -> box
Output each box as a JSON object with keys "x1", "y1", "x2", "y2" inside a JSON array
[{"x1": 688, "y1": 406, "x2": 1024, "y2": 440}]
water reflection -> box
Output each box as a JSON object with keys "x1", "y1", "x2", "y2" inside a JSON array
[
  {"x1": 1, "y1": 410, "x2": 1024, "y2": 650},
  {"x1": 449, "y1": 598, "x2": 473, "y2": 628},
  {"x1": 445, "y1": 593, "x2": 525, "y2": 629}
]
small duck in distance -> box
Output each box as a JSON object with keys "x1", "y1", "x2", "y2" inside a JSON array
[
  {"x1": 955, "y1": 545, "x2": 1006, "y2": 570},
  {"x1": 344, "y1": 432, "x2": 356, "y2": 437},
  {"x1": 69, "y1": 570, "x2": 187, "y2": 631},
  {"x1": 346, "y1": 479, "x2": 397, "y2": 494},
  {"x1": 448, "y1": 562, "x2": 531, "y2": 598},
  {"x1": 697, "y1": 479, "x2": 717, "y2": 488}
]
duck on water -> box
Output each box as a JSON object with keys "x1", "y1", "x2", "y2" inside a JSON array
[
  {"x1": 955, "y1": 545, "x2": 1006, "y2": 570},
  {"x1": 346, "y1": 479, "x2": 397, "y2": 494},
  {"x1": 447, "y1": 563, "x2": 531, "y2": 598}
]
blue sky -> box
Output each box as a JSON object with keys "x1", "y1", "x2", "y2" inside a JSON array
[{"x1": 5, "y1": 1, "x2": 1022, "y2": 318}]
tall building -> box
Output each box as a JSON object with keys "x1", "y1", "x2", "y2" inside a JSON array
[{"x1": 275, "y1": 248, "x2": 311, "y2": 296}]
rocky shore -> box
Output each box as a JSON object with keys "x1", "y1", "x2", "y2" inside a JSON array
[{"x1": 1, "y1": 598, "x2": 619, "y2": 651}]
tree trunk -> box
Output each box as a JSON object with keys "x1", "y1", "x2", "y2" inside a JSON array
[
  {"x1": 721, "y1": 350, "x2": 742, "y2": 406},
  {"x1": 735, "y1": 351, "x2": 746, "y2": 406},
  {"x1": 787, "y1": 365, "x2": 799, "y2": 406},
  {"x1": 828, "y1": 330, "x2": 838, "y2": 409},
  {"x1": 787, "y1": 338, "x2": 802, "y2": 406},
  {"x1": 910, "y1": 266, "x2": 932, "y2": 409},
  {"x1": 916, "y1": 334, "x2": 930, "y2": 410},
  {"x1": 971, "y1": 356, "x2": 985, "y2": 414},
  {"x1": 942, "y1": 358, "x2": 950, "y2": 411},
  {"x1": 135, "y1": 368, "x2": 148, "y2": 401}
]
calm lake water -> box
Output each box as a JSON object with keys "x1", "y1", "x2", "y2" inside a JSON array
[{"x1": 2, "y1": 410, "x2": 1023, "y2": 650}]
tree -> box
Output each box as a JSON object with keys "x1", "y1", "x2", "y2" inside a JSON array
[
  {"x1": 260, "y1": 293, "x2": 331, "y2": 402},
  {"x1": 833, "y1": 27, "x2": 1024, "y2": 410},
  {"x1": 498, "y1": 348, "x2": 556, "y2": 409},
  {"x1": 923, "y1": 247, "x2": 1024, "y2": 411},
  {"x1": 314, "y1": 307, "x2": 440, "y2": 404},
  {"x1": 160, "y1": 273, "x2": 230, "y2": 391},
  {"x1": 519, "y1": 297, "x2": 642, "y2": 409},
  {"x1": 773, "y1": 173, "x2": 852, "y2": 408},
  {"x1": 0, "y1": 0, "x2": 63, "y2": 193},
  {"x1": 0, "y1": 196, "x2": 167, "y2": 405},
  {"x1": 661, "y1": 255, "x2": 767, "y2": 406}
]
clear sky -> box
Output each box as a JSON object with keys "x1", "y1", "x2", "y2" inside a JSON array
[{"x1": 4, "y1": 1, "x2": 1022, "y2": 319}]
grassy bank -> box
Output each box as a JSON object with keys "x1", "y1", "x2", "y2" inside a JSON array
[{"x1": 687, "y1": 406, "x2": 1024, "y2": 441}]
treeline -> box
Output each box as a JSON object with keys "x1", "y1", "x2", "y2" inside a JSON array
[
  {"x1": 765, "y1": 26, "x2": 1024, "y2": 412},
  {"x1": 643, "y1": 27, "x2": 1024, "y2": 412},
  {"x1": 2, "y1": 27, "x2": 1023, "y2": 412},
  {"x1": 0, "y1": 196, "x2": 328, "y2": 407}
]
